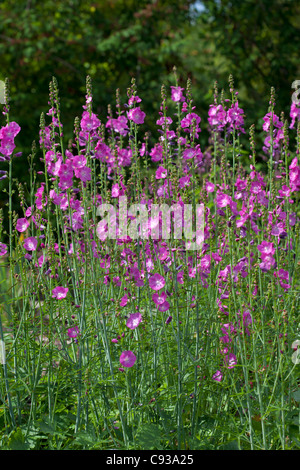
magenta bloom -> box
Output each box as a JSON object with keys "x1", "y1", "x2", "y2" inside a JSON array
[
  {"x1": 150, "y1": 144, "x2": 163, "y2": 162},
  {"x1": 120, "y1": 350, "x2": 137, "y2": 368},
  {"x1": 158, "y1": 301, "x2": 170, "y2": 312},
  {"x1": 170, "y1": 86, "x2": 185, "y2": 102},
  {"x1": 179, "y1": 175, "x2": 191, "y2": 188},
  {"x1": 0, "y1": 121, "x2": 21, "y2": 140},
  {"x1": 126, "y1": 312, "x2": 142, "y2": 330},
  {"x1": 257, "y1": 240, "x2": 275, "y2": 257},
  {"x1": 72, "y1": 154, "x2": 87, "y2": 168},
  {"x1": 120, "y1": 295, "x2": 128, "y2": 307},
  {"x1": 111, "y1": 183, "x2": 120, "y2": 198},
  {"x1": 206, "y1": 181, "x2": 215, "y2": 193},
  {"x1": 52, "y1": 286, "x2": 69, "y2": 300},
  {"x1": 0, "y1": 243, "x2": 7, "y2": 256},
  {"x1": 182, "y1": 147, "x2": 195, "y2": 160},
  {"x1": 16, "y1": 218, "x2": 30, "y2": 233},
  {"x1": 224, "y1": 353, "x2": 237, "y2": 369},
  {"x1": 67, "y1": 326, "x2": 80, "y2": 339},
  {"x1": 23, "y1": 237, "x2": 38, "y2": 251},
  {"x1": 149, "y1": 273, "x2": 165, "y2": 291},
  {"x1": 152, "y1": 291, "x2": 167, "y2": 305},
  {"x1": 74, "y1": 166, "x2": 91, "y2": 182},
  {"x1": 127, "y1": 107, "x2": 146, "y2": 125},
  {"x1": 212, "y1": 370, "x2": 223, "y2": 382},
  {"x1": 155, "y1": 166, "x2": 167, "y2": 179},
  {"x1": 216, "y1": 192, "x2": 232, "y2": 208}
]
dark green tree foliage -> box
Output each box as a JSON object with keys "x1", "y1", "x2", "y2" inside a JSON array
[
  {"x1": 0, "y1": 0, "x2": 300, "y2": 202},
  {"x1": 189, "y1": 0, "x2": 300, "y2": 125},
  {"x1": 0, "y1": 0, "x2": 194, "y2": 165}
]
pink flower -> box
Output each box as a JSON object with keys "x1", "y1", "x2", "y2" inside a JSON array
[
  {"x1": 16, "y1": 218, "x2": 29, "y2": 233},
  {"x1": 158, "y1": 300, "x2": 170, "y2": 312},
  {"x1": 80, "y1": 111, "x2": 101, "y2": 132},
  {"x1": 52, "y1": 286, "x2": 69, "y2": 300},
  {"x1": 155, "y1": 166, "x2": 167, "y2": 179},
  {"x1": 224, "y1": 352, "x2": 237, "y2": 369},
  {"x1": 72, "y1": 155, "x2": 87, "y2": 168},
  {"x1": 120, "y1": 295, "x2": 128, "y2": 307},
  {"x1": 179, "y1": 175, "x2": 191, "y2": 188},
  {"x1": 128, "y1": 95, "x2": 142, "y2": 106},
  {"x1": 127, "y1": 107, "x2": 146, "y2": 125},
  {"x1": 182, "y1": 147, "x2": 195, "y2": 160},
  {"x1": 177, "y1": 271, "x2": 184, "y2": 284},
  {"x1": 212, "y1": 370, "x2": 223, "y2": 382},
  {"x1": 216, "y1": 192, "x2": 232, "y2": 208},
  {"x1": 0, "y1": 243, "x2": 7, "y2": 256},
  {"x1": 126, "y1": 312, "x2": 142, "y2": 330},
  {"x1": 111, "y1": 183, "x2": 120, "y2": 198},
  {"x1": 181, "y1": 112, "x2": 201, "y2": 129},
  {"x1": 149, "y1": 273, "x2": 165, "y2": 291},
  {"x1": 23, "y1": 237, "x2": 38, "y2": 251},
  {"x1": 152, "y1": 291, "x2": 167, "y2": 305},
  {"x1": 150, "y1": 144, "x2": 163, "y2": 162},
  {"x1": 206, "y1": 181, "x2": 215, "y2": 193},
  {"x1": 120, "y1": 350, "x2": 137, "y2": 368},
  {"x1": 257, "y1": 240, "x2": 275, "y2": 257},
  {"x1": 208, "y1": 104, "x2": 226, "y2": 129},
  {"x1": 74, "y1": 166, "x2": 91, "y2": 182},
  {"x1": 0, "y1": 121, "x2": 21, "y2": 140},
  {"x1": 170, "y1": 86, "x2": 185, "y2": 102},
  {"x1": 67, "y1": 326, "x2": 80, "y2": 339}
]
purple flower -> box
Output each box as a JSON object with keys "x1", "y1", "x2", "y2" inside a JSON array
[
  {"x1": 111, "y1": 183, "x2": 120, "y2": 198},
  {"x1": 208, "y1": 104, "x2": 226, "y2": 129},
  {"x1": 212, "y1": 370, "x2": 223, "y2": 382},
  {"x1": 206, "y1": 181, "x2": 215, "y2": 193},
  {"x1": 72, "y1": 154, "x2": 87, "y2": 168},
  {"x1": 216, "y1": 192, "x2": 232, "y2": 208},
  {"x1": 224, "y1": 353, "x2": 237, "y2": 369},
  {"x1": 23, "y1": 237, "x2": 38, "y2": 251},
  {"x1": 67, "y1": 326, "x2": 80, "y2": 339},
  {"x1": 80, "y1": 111, "x2": 101, "y2": 132},
  {"x1": 120, "y1": 350, "x2": 137, "y2": 368},
  {"x1": 182, "y1": 147, "x2": 195, "y2": 160},
  {"x1": 120, "y1": 295, "x2": 128, "y2": 307},
  {"x1": 0, "y1": 243, "x2": 8, "y2": 256},
  {"x1": 152, "y1": 291, "x2": 167, "y2": 305},
  {"x1": 52, "y1": 286, "x2": 69, "y2": 300},
  {"x1": 179, "y1": 175, "x2": 191, "y2": 188},
  {"x1": 126, "y1": 312, "x2": 142, "y2": 330},
  {"x1": 127, "y1": 107, "x2": 146, "y2": 125},
  {"x1": 155, "y1": 166, "x2": 167, "y2": 179},
  {"x1": 149, "y1": 273, "x2": 165, "y2": 291},
  {"x1": 257, "y1": 240, "x2": 275, "y2": 257},
  {"x1": 158, "y1": 300, "x2": 170, "y2": 312},
  {"x1": 74, "y1": 165, "x2": 91, "y2": 182},
  {"x1": 16, "y1": 218, "x2": 29, "y2": 233},
  {"x1": 165, "y1": 315, "x2": 172, "y2": 325},
  {"x1": 0, "y1": 121, "x2": 21, "y2": 140},
  {"x1": 170, "y1": 86, "x2": 185, "y2": 102},
  {"x1": 150, "y1": 144, "x2": 163, "y2": 162}
]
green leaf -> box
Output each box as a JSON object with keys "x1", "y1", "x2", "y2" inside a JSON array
[
  {"x1": 292, "y1": 390, "x2": 300, "y2": 403},
  {"x1": 136, "y1": 423, "x2": 161, "y2": 450},
  {"x1": 8, "y1": 428, "x2": 29, "y2": 450},
  {"x1": 220, "y1": 440, "x2": 241, "y2": 450}
]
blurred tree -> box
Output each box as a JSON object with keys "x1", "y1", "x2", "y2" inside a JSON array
[
  {"x1": 0, "y1": 0, "x2": 195, "y2": 162},
  {"x1": 184, "y1": 0, "x2": 300, "y2": 134},
  {"x1": 0, "y1": 0, "x2": 300, "y2": 207}
]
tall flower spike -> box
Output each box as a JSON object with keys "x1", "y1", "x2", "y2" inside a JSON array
[
  {"x1": 3, "y1": 78, "x2": 10, "y2": 118},
  {"x1": 4, "y1": 78, "x2": 10, "y2": 107}
]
